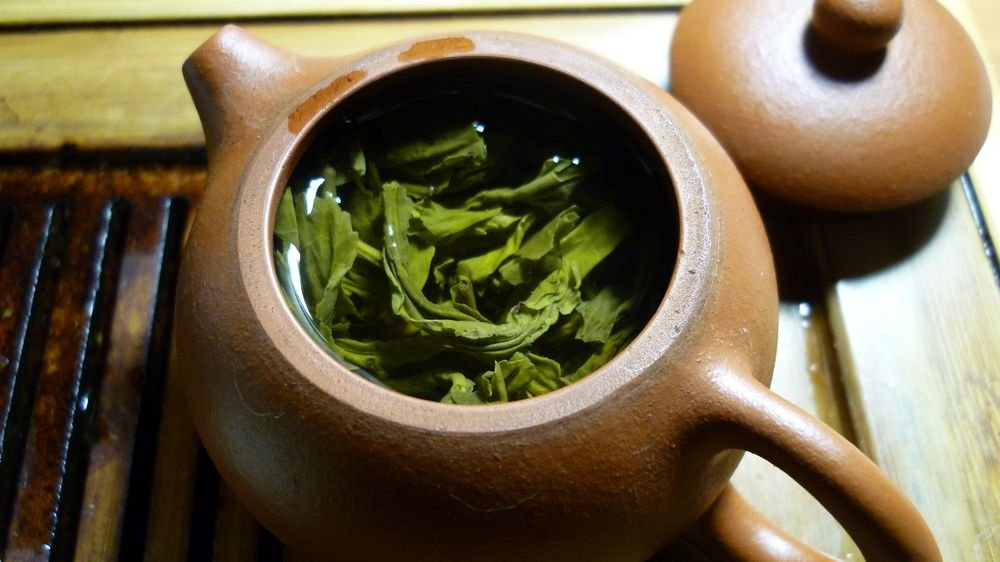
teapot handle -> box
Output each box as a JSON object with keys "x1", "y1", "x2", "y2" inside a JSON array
[
  {"x1": 683, "y1": 484, "x2": 838, "y2": 561},
  {"x1": 683, "y1": 366, "x2": 941, "y2": 561}
]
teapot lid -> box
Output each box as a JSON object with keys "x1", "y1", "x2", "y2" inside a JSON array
[{"x1": 670, "y1": 0, "x2": 992, "y2": 212}]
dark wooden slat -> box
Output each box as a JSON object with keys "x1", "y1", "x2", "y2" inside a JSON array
[
  {"x1": 0, "y1": 164, "x2": 206, "y2": 202},
  {"x1": 0, "y1": 164, "x2": 202, "y2": 561},
  {"x1": 212, "y1": 483, "x2": 264, "y2": 562},
  {"x1": 0, "y1": 203, "x2": 65, "y2": 556},
  {"x1": 138, "y1": 366, "x2": 200, "y2": 562},
  {"x1": 71, "y1": 198, "x2": 172, "y2": 560},
  {"x1": 50, "y1": 202, "x2": 130, "y2": 560},
  {"x1": 0, "y1": 204, "x2": 52, "y2": 448},
  {"x1": 3, "y1": 194, "x2": 126, "y2": 561},
  {"x1": 256, "y1": 528, "x2": 285, "y2": 562},
  {"x1": 189, "y1": 447, "x2": 221, "y2": 562},
  {"x1": 0, "y1": 204, "x2": 10, "y2": 260},
  {"x1": 104, "y1": 198, "x2": 196, "y2": 562}
]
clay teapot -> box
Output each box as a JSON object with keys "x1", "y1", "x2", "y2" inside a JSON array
[{"x1": 174, "y1": 26, "x2": 941, "y2": 561}]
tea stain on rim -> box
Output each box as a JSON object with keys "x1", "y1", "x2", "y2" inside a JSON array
[
  {"x1": 398, "y1": 37, "x2": 476, "y2": 62},
  {"x1": 287, "y1": 69, "x2": 367, "y2": 134}
]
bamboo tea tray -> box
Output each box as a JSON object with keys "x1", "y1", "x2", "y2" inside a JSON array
[{"x1": 1, "y1": 1, "x2": 998, "y2": 560}]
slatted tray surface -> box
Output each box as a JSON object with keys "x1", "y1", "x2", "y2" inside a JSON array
[{"x1": 1, "y1": 2, "x2": 999, "y2": 561}]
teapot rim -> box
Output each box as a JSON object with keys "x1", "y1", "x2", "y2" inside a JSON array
[{"x1": 232, "y1": 31, "x2": 718, "y2": 433}]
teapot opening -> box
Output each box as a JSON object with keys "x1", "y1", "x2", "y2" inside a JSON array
[{"x1": 269, "y1": 56, "x2": 679, "y2": 405}]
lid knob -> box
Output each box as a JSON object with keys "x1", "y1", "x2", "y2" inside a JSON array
[{"x1": 812, "y1": 0, "x2": 903, "y2": 52}]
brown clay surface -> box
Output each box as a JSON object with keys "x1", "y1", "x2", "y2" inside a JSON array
[{"x1": 670, "y1": 0, "x2": 992, "y2": 212}]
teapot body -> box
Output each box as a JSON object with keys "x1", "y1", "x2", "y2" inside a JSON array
[{"x1": 175, "y1": 29, "x2": 778, "y2": 561}]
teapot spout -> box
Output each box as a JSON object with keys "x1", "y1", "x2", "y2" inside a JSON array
[{"x1": 183, "y1": 25, "x2": 341, "y2": 165}]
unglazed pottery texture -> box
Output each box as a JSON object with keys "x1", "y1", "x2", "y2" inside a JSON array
[
  {"x1": 670, "y1": 0, "x2": 992, "y2": 212},
  {"x1": 175, "y1": 26, "x2": 941, "y2": 561}
]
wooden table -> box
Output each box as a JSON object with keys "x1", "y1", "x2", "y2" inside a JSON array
[{"x1": 1, "y1": 1, "x2": 998, "y2": 560}]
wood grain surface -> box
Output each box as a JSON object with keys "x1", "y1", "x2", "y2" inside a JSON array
[
  {"x1": 0, "y1": 14, "x2": 675, "y2": 151},
  {"x1": 943, "y1": 0, "x2": 1000, "y2": 247},
  {"x1": 0, "y1": 0, "x2": 684, "y2": 26},
  {"x1": 821, "y1": 182, "x2": 1000, "y2": 561},
  {"x1": 0, "y1": 1, "x2": 998, "y2": 561}
]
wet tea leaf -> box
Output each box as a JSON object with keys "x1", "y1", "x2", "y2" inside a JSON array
[
  {"x1": 273, "y1": 108, "x2": 662, "y2": 404},
  {"x1": 575, "y1": 285, "x2": 633, "y2": 344}
]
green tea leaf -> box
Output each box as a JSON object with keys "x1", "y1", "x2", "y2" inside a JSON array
[
  {"x1": 559, "y1": 206, "x2": 631, "y2": 286},
  {"x1": 566, "y1": 325, "x2": 635, "y2": 383},
  {"x1": 384, "y1": 182, "x2": 578, "y2": 357},
  {"x1": 450, "y1": 276, "x2": 478, "y2": 311},
  {"x1": 469, "y1": 158, "x2": 586, "y2": 208},
  {"x1": 274, "y1": 188, "x2": 299, "y2": 248},
  {"x1": 477, "y1": 352, "x2": 564, "y2": 402},
  {"x1": 355, "y1": 239, "x2": 382, "y2": 267},
  {"x1": 328, "y1": 336, "x2": 443, "y2": 378},
  {"x1": 455, "y1": 213, "x2": 535, "y2": 284},
  {"x1": 433, "y1": 257, "x2": 456, "y2": 291},
  {"x1": 411, "y1": 199, "x2": 502, "y2": 244},
  {"x1": 311, "y1": 194, "x2": 359, "y2": 330},
  {"x1": 380, "y1": 122, "x2": 487, "y2": 193},
  {"x1": 471, "y1": 211, "x2": 522, "y2": 236},
  {"x1": 381, "y1": 182, "x2": 489, "y2": 324},
  {"x1": 345, "y1": 183, "x2": 383, "y2": 245},
  {"x1": 386, "y1": 370, "x2": 483, "y2": 404},
  {"x1": 518, "y1": 206, "x2": 581, "y2": 261},
  {"x1": 323, "y1": 141, "x2": 366, "y2": 190},
  {"x1": 515, "y1": 266, "x2": 581, "y2": 320},
  {"x1": 408, "y1": 238, "x2": 436, "y2": 293},
  {"x1": 575, "y1": 285, "x2": 633, "y2": 343},
  {"x1": 497, "y1": 206, "x2": 580, "y2": 286}
]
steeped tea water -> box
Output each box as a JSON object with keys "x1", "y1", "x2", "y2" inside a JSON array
[{"x1": 273, "y1": 92, "x2": 673, "y2": 403}]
